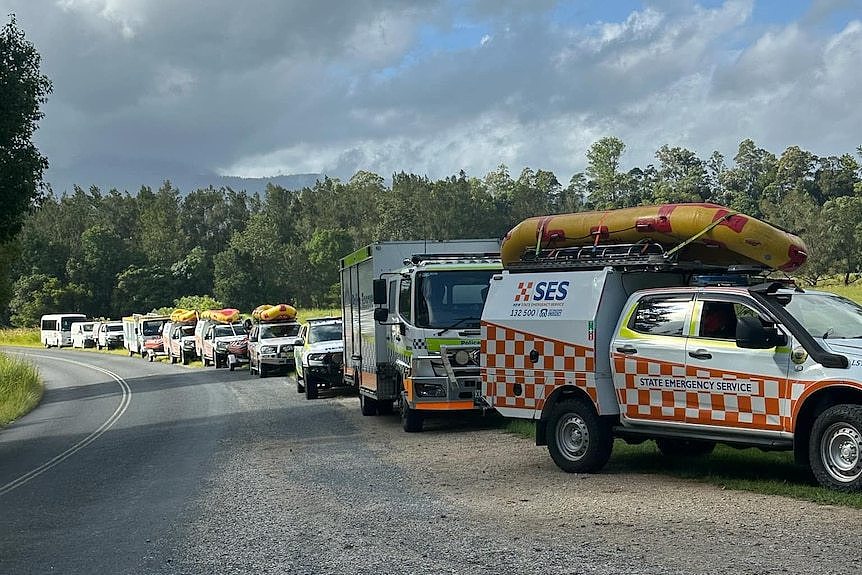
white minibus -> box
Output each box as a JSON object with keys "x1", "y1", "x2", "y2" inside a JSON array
[{"x1": 40, "y1": 313, "x2": 88, "y2": 348}]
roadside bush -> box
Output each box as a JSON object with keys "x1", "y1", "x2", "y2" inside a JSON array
[
  {"x1": 0, "y1": 352, "x2": 43, "y2": 426},
  {"x1": 0, "y1": 327, "x2": 40, "y2": 346}
]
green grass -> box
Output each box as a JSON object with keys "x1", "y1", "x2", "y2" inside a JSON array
[
  {"x1": 0, "y1": 352, "x2": 44, "y2": 426},
  {"x1": 296, "y1": 307, "x2": 341, "y2": 323},
  {"x1": 505, "y1": 420, "x2": 862, "y2": 507},
  {"x1": 815, "y1": 282, "x2": 862, "y2": 304},
  {"x1": 0, "y1": 328, "x2": 41, "y2": 347}
]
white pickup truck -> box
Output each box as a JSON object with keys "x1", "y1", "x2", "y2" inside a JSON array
[
  {"x1": 247, "y1": 320, "x2": 301, "y2": 378},
  {"x1": 482, "y1": 263, "x2": 862, "y2": 492}
]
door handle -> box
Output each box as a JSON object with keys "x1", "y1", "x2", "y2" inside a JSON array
[
  {"x1": 616, "y1": 345, "x2": 637, "y2": 355},
  {"x1": 688, "y1": 349, "x2": 712, "y2": 360}
]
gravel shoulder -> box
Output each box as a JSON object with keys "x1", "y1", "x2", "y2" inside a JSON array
[{"x1": 168, "y1": 379, "x2": 862, "y2": 575}]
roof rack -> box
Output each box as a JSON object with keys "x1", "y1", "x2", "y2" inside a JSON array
[
  {"x1": 407, "y1": 252, "x2": 500, "y2": 265},
  {"x1": 508, "y1": 242, "x2": 769, "y2": 274}
]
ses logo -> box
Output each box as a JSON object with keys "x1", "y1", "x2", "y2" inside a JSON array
[{"x1": 514, "y1": 281, "x2": 570, "y2": 302}]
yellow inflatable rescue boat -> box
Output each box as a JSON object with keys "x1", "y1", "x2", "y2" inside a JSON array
[
  {"x1": 170, "y1": 308, "x2": 198, "y2": 324},
  {"x1": 501, "y1": 203, "x2": 807, "y2": 271},
  {"x1": 252, "y1": 304, "x2": 297, "y2": 322},
  {"x1": 201, "y1": 308, "x2": 241, "y2": 324}
]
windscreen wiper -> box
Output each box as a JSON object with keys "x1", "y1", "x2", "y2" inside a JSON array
[{"x1": 436, "y1": 317, "x2": 480, "y2": 336}]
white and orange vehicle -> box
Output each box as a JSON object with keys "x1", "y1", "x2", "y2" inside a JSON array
[
  {"x1": 482, "y1": 206, "x2": 862, "y2": 491},
  {"x1": 341, "y1": 240, "x2": 500, "y2": 431}
]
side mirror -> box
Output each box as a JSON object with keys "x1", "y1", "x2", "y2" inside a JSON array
[
  {"x1": 373, "y1": 279, "x2": 387, "y2": 305},
  {"x1": 374, "y1": 308, "x2": 389, "y2": 323},
  {"x1": 736, "y1": 316, "x2": 786, "y2": 349}
]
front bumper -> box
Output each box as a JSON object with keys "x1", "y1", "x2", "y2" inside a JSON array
[{"x1": 305, "y1": 365, "x2": 344, "y2": 387}]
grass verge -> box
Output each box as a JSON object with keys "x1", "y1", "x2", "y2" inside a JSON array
[
  {"x1": 0, "y1": 352, "x2": 44, "y2": 426},
  {"x1": 0, "y1": 328, "x2": 41, "y2": 347},
  {"x1": 505, "y1": 419, "x2": 862, "y2": 508}
]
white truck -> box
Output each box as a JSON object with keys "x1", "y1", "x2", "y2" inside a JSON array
[
  {"x1": 122, "y1": 314, "x2": 169, "y2": 359},
  {"x1": 247, "y1": 320, "x2": 301, "y2": 378},
  {"x1": 481, "y1": 246, "x2": 862, "y2": 491},
  {"x1": 340, "y1": 240, "x2": 500, "y2": 432}
]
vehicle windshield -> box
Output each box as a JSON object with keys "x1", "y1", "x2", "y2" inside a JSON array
[
  {"x1": 260, "y1": 324, "x2": 300, "y2": 339},
  {"x1": 214, "y1": 324, "x2": 246, "y2": 338},
  {"x1": 180, "y1": 326, "x2": 195, "y2": 337},
  {"x1": 61, "y1": 317, "x2": 85, "y2": 330},
  {"x1": 308, "y1": 323, "x2": 342, "y2": 344},
  {"x1": 82, "y1": 323, "x2": 94, "y2": 331},
  {"x1": 414, "y1": 269, "x2": 495, "y2": 329},
  {"x1": 107, "y1": 324, "x2": 123, "y2": 332},
  {"x1": 142, "y1": 320, "x2": 165, "y2": 336},
  {"x1": 774, "y1": 293, "x2": 862, "y2": 339}
]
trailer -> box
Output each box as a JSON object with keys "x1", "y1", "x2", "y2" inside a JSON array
[{"x1": 340, "y1": 240, "x2": 500, "y2": 431}]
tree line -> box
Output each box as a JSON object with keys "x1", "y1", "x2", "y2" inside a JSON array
[{"x1": 3, "y1": 136, "x2": 862, "y2": 327}]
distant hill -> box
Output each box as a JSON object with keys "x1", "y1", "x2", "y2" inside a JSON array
[{"x1": 45, "y1": 160, "x2": 324, "y2": 196}]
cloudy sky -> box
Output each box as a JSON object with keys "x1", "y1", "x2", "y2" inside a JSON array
[{"x1": 4, "y1": 0, "x2": 862, "y2": 192}]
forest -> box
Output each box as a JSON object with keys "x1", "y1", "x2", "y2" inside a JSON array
[{"x1": 2, "y1": 135, "x2": 862, "y2": 327}]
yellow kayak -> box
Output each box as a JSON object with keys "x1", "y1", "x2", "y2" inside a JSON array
[{"x1": 501, "y1": 203, "x2": 807, "y2": 271}]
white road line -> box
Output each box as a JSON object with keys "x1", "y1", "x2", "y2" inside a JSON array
[{"x1": 0, "y1": 353, "x2": 132, "y2": 497}]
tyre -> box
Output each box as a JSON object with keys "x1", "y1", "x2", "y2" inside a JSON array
[
  {"x1": 305, "y1": 378, "x2": 318, "y2": 400},
  {"x1": 378, "y1": 400, "x2": 395, "y2": 415},
  {"x1": 181, "y1": 350, "x2": 189, "y2": 366},
  {"x1": 809, "y1": 404, "x2": 862, "y2": 491},
  {"x1": 655, "y1": 438, "x2": 716, "y2": 457},
  {"x1": 203, "y1": 355, "x2": 210, "y2": 367},
  {"x1": 360, "y1": 394, "x2": 378, "y2": 416},
  {"x1": 170, "y1": 352, "x2": 177, "y2": 364},
  {"x1": 546, "y1": 397, "x2": 613, "y2": 473},
  {"x1": 401, "y1": 402, "x2": 423, "y2": 433},
  {"x1": 229, "y1": 359, "x2": 236, "y2": 371},
  {"x1": 258, "y1": 363, "x2": 267, "y2": 378},
  {"x1": 129, "y1": 349, "x2": 134, "y2": 357},
  {"x1": 215, "y1": 353, "x2": 225, "y2": 368}
]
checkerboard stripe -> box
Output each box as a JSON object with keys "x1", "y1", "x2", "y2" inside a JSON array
[{"x1": 481, "y1": 322, "x2": 596, "y2": 412}]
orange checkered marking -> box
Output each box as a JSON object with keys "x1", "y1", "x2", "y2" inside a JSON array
[
  {"x1": 481, "y1": 322, "x2": 596, "y2": 413},
  {"x1": 612, "y1": 352, "x2": 790, "y2": 431}
]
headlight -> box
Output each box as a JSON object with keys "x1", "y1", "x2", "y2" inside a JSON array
[
  {"x1": 216, "y1": 342, "x2": 228, "y2": 350},
  {"x1": 261, "y1": 345, "x2": 276, "y2": 354},
  {"x1": 415, "y1": 383, "x2": 446, "y2": 398},
  {"x1": 452, "y1": 350, "x2": 471, "y2": 366},
  {"x1": 308, "y1": 353, "x2": 327, "y2": 361},
  {"x1": 183, "y1": 340, "x2": 195, "y2": 348}
]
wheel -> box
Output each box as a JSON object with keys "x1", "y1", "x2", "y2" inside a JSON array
[
  {"x1": 655, "y1": 438, "x2": 716, "y2": 457},
  {"x1": 129, "y1": 349, "x2": 134, "y2": 357},
  {"x1": 305, "y1": 378, "x2": 318, "y2": 400},
  {"x1": 215, "y1": 353, "x2": 224, "y2": 368},
  {"x1": 809, "y1": 404, "x2": 862, "y2": 491},
  {"x1": 546, "y1": 397, "x2": 613, "y2": 473},
  {"x1": 97, "y1": 343, "x2": 102, "y2": 350},
  {"x1": 44, "y1": 341, "x2": 50, "y2": 349},
  {"x1": 258, "y1": 363, "x2": 267, "y2": 378},
  {"x1": 181, "y1": 350, "x2": 189, "y2": 366},
  {"x1": 360, "y1": 394, "x2": 378, "y2": 416},
  {"x1": 401, "y1": 401, "x2": 423, "y2": 432},
  {"x1": 229, "y1": 359, "x2": 236, "y2": 372},
  {"x1": 203, "y1": 355, "x2": 210, "y2": 367},
  {"x1": 170, "y1": 352, "x2": 177, "y2": 364},
  {"x1": 296, "y1": 376, "x2": 305, "y2": 393}
]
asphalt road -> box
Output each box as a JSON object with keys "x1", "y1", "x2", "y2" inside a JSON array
[
  {"x1": 0, "y1": 348, "x2": 246, "y2": 574},
  {"x1": 2, "y1": 347, "x2": 860, "y2": 575}
]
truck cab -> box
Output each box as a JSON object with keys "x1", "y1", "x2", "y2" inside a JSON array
[
  {"x1": 167, "y1": 322, "x2": 197, "y2": 365},
  {"x1": 482, "y1": 263, "x2": 862, "y2": 491}
]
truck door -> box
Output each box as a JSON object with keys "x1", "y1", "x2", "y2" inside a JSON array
[
  {"x1": 686, "y1": 295, "x2": 792, "y2": 432},
  {"x1": 612, "y1": 293, "x2": 693, "y2": 423}
]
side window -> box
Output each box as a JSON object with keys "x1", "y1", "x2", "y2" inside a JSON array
[
  {"x1": 398, "y1": 278, "x2": 412, "y2": 322},
  {"x1": 628, "y1": 296, "x2": 692, "y2": 337},
  {"x1": 698, "y1": 300, "x2": 760, "y2": 340}
]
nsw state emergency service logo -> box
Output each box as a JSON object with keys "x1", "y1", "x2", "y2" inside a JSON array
[{"x1": 515, "y1": 281, "x2": 533, "y2": 302}]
